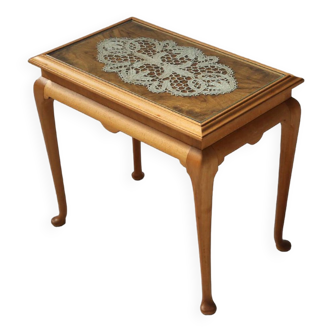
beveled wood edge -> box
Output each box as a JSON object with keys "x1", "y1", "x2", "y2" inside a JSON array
[
  {"x1": 210, "y1": 100, "x2": 292, "y2": 165},
  {"x1": 37, "y1": 77, "x2": 297, "y2": 172},
  {"x1": 29, "y1": 55, "x2": 303, "y2": 148},
  {"x1": 29, "y1": 55, "x2": 202, "y2": 140},
  {"x1": 201, "y1": 75, "x2": 303, "y2": 131},
  {"x1": 29, "y1": 17, "x2": 304, "y2": 148},
  {"x1": 40, "y1": 77, "x2": 191, "y2": 166},
  {"x1": 41, "y1": 69, "x2": 202, "y2": 149},
  {"x1": 201, "y1": 76, "x2": 304, "y2": 148}
]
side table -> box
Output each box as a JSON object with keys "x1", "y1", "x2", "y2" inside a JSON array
[{"x1": 29, "y1": 17, "x2": 303, "y2": 315}]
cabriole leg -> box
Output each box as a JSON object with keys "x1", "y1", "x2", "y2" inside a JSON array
[
  {"x1": 274, "y1": 98, "x2": 301, "y2": 251},
  {"x1": 186, "y1": 147, "x2": 219, "y2": 315},
  {"x1": 34, "y1": 78, "x2": 67, "y2": 227}
]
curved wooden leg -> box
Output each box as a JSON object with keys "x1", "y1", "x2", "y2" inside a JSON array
[
  {"x1": 274, "y1": 98, "x2": 301, "y2": 251},
  {"x1": 34, "y1": 78, "x2": 67, "y2": 227},
  {"x1": 186, "y1": 147, "x2": 219, "y2": 315},
  {"x1": 131, "y1": 138, "x2": 144, "y2": 180}
]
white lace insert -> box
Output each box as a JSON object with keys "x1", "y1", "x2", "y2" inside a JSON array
[{"x1": 97, "y1": 37, "x2": 237, "y2": 97}]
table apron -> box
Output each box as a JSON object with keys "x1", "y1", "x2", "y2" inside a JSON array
[{"x1": 43, "y1": 79, "x2": 191, "y2": 166}]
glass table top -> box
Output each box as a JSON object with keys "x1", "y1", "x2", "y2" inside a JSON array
[{"x1": 48, "y1": 19, "x2": 285, "y2": 123}]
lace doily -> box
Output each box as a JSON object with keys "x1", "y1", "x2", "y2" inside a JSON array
[{"x1": 97, "y1": 37, "x2": 237, "y2": 97}]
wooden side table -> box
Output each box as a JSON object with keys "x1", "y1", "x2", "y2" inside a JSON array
[{"x1": 29, "y1": 17, "x2": 303, "y2": 315}]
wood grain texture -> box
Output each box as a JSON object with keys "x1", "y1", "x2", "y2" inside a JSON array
[
  {"x1": 186, "y1": 146, "x2": 219, "y2": 315},
  {"x1": 28, "y1": 18, "x2": 303, "y2": 148},
  {"x1": 34, "y1": 77, "x2": 67, "y2": 227},
  {"x1": 48, "y1": 19, "x2": 284, "y2": 123},
  {"x1": 183, "y1": 99, "x2": 301, "y2": 313},
  {"x1": 29, "y1": 18, "x2": 304, "y2": 315},
  {"x1": 274, "y1": 98, "x2": 301, "y2": 252},
  {"x1": 211, "y1": 101, "x2": 289, "y2": 164},
  {"x1": 42, "y1": 79, "x2": 191, "y2": 165}
]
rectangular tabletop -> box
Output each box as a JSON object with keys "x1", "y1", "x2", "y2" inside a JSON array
[{"x1": 29, "y1": 18, "x2": 303, "y2": 148}]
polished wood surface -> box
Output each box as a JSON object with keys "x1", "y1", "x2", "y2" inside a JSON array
[
  {"x1": 48, "y1": 19, "x2": 284, "y2": 123},
  {"x1": 29, "y1": 18, "x2": 304, "y2": 150},
  {"x1": 274, "y1": 98, "x2": 301, "y2": 251},
  {"x1": 132, "y1": 138, "x2": 144, "y2": 180},
  {"x1": 34, "y1": 78, "x2": 67, "y2": 227},
  {"x1": 30, "y1": 18, "x2": 303, "y2": 315},
  {"x1": 42, "y1": 79, "x2": 191, "y2": 165},
  {"x1": 186, "y1": 146, "x2": 219, "y2": 315}
]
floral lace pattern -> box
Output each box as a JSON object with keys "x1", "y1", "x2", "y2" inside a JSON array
[{"x1": 97, "y1": 37, "x2": 237, "y2": 97}]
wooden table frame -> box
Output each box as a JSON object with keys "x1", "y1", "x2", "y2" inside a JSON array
[{"x1": 34, "y1": 76, "x2": 301, "y2": 315}]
